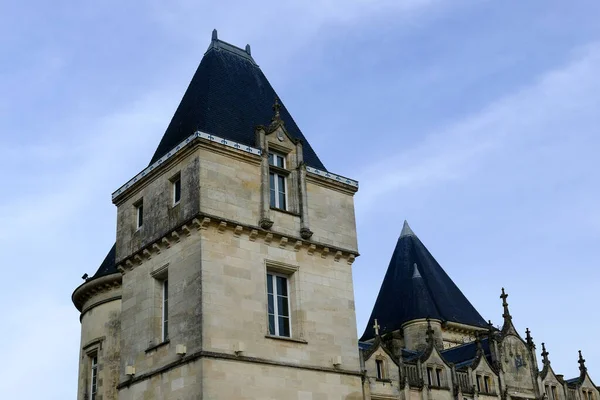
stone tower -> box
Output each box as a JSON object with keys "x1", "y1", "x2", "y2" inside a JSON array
[{"x1": 72, "y1": 31, "x2": 362, "y2": 399}]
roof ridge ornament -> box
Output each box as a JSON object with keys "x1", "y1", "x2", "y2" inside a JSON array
[
  {"x1": 500, "y1": 287, "x2": 512, "y2": 321},
  {"x1": 541, "y1": 342, "x2": 550, "y2": 366},
  {"x1": 525, "y1": 328, "x2": 535, "y2": 349},
  {"x1": 373, "y1": 318, "x2": 381, "y2": 336},
  {"x1": 400, "y1": 220, "x2": 415, "y2": 238},
  {"x1": 578, "y1": 350, "x2": 587, "y2": 374},
  {"x1": 212, "y1": 29, "x2": 218, "y2": 41}
]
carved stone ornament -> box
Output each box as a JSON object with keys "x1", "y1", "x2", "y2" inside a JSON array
[
  {"x1": 259, "y1": 218, "x2": 274, "y2": 230},
  {"x1": 300, "y1": 227, "x2": 313, "y2": 239}
]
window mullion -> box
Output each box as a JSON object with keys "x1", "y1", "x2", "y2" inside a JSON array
[{"x1": 272, "y1": 274, "x2": 279, "y2": 336}]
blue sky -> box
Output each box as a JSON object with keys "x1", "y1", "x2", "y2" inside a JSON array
[{"x1": 2, "y1": 1, "x2": 599, "y2": 398}]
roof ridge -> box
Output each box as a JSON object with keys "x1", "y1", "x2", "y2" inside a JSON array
[{"x1": 205, "y1": 29, "x2": 256, "y2": 65}]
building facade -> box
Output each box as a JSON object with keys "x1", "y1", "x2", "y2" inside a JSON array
[{"x1": 71, "y1": 32, "x2": 598, "y2": 400}]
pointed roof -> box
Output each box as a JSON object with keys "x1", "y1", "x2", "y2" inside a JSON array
[
  {"x1": 149, "y1": 30, "x2": 326, "y2": 170},
  {"x1": 360, "y1": 221, "x2": 487, "y2": 341}
]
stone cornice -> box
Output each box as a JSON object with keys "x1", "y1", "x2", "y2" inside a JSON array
[
  {"x1": 116, "y1": 212, "x2": 359, "y2": 274},
  {"x1": 112, "y1": 130, "x2": 359, "y2": 203},
  {"x1": 72, "y1": 272, "x2": 122, "y2": 312}
]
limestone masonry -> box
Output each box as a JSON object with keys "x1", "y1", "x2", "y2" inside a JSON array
[{"x1": 72, "y1": 31, "x2": 598, "y2": 400}]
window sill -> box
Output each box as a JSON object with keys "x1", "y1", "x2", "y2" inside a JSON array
[
  {"x1": 375, "y1": 378, "x2": 393, "y2": 383},
  {"x1": 270, "y1": 207, "x2": 300, "y2": 217},
  {"x1": 145, "y1": 340, "x2": 170, "y2": 354},
  {"x1": 265, "y1": 335, "x2": 307, "y2": 344}
]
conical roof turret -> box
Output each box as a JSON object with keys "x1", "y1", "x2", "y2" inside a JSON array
[{"x1": 360, "y1": 221, "x2": 487, "y2": 341}]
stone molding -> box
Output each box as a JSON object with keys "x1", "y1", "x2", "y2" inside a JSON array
[
  {"x1": 117, "y1": 349, "x2": 362, "y2": 390},
  {"x1": 112, "y1": 130, "x2": 358, "y2": 204},
  {"x1": 116, "y1": 212, "x2": 359, "y2": 274},
  {"x1": 72, "y1": 272, "x2": 122, "y2": 312}
]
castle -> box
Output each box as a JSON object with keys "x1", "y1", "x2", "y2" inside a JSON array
[{"x1": 71, "y1": 31, "x2": 598, "y2": 400}]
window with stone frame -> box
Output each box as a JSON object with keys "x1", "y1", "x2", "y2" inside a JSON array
[
  {"x1": 266, "y1": 272, "x2": 291, "y2": 337},
  {"x1": 268, "y1": 151, "x2": 288, "y2": 211},
  {"x1": 375, "y1": 358, "x2": 386, "y2": 380},
  {"x1": 427, "y1": 366, "x2": 444, "y2": 387},
  {"x1": 90, "y1": 353, "x2": 98, "y2": 400},
  {"x1": 151, "y1": 265, "x2": 169, "y2": 345},
  {"x1": 134, "y1": 199, "x2": 144, "y2": 229},
  {"x1": 170, "y1": 172, "x2": 181, "y2": 206}
]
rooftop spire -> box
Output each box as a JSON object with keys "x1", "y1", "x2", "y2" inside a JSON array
[
  {"x1": 212, "y1": 28, "x2": 218, "y2": 41},
  {"x1": 400, "y1": 220, "x2": 415, "y2": 238},
  {"x1": 579, "y1": 350, "x2": 587, "y2": 374},
  {"x1": 525, "y1": 328, "x2": 535, "y2": 349},
  {"x1": 500, "y1": 287, "x2": 512, "y2": 321},
  {"x1": 541, "y1": 342, "x2": 550, "y2": 366}
]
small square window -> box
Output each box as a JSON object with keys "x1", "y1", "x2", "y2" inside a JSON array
[
  {"x1": 266, "y1": 272, "x2": 290, "y2": 337},
  {"x1": 135, "y1": 200, "x2": 143, "y2": 229},
  {"x1": 171, "y1": 175, "x2": 181, "y2": 206}
]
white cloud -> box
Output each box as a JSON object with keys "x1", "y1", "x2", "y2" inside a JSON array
[{"x1": 355, "y1": 42, "x2": 600, "y2": 218}]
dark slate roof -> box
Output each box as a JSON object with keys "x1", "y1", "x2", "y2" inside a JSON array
[
  {"x1": 441, "y1": 338, "x2": 491, "y2": 368},
  {"x1": 360, "y1": 221, "x2": 488, "y2": 341},
  {"x1": 149, "y1": 32, "x2": 326, "y2": 170},
  {"x1": 566, "y1": 377, "x2": 579, "y2": 384},
  {"x1": 90, "y1": 243, "x2": 117, "y2": 279}
]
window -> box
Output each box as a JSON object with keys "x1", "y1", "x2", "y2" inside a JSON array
[
  {"x1": 171, "y1": 174, "x2": 181, "y2": 206},
  {"x1": 268, "y1": 152, "x2": 287, "y2": 210},
  {"x1": 376, "y1": 359, "x2": 385, "y2": 380},
  {"x1": 135, "y1": 200, "x2": 143, "y2": 229},
  {"x1": 266, "y1": 272, "x2": 290, "y2": 337},
  {"x1": 546, "y1": 385, "x2": 551, "y2": 398},
  {"x1": 476, "y1": 375, "x2": 482, "y2": 392},
  {"x1": 551, "y1": 386, "x2": 558, "y2": 400},
  {"x1": 90, "y1": 355, "x2": 98, "y2": 400},
  {"x1": 427, "y1": 367, "x2": 433, "y2": 386},
  {"x1": 162, "y1": 279, "x2": 169, "y2": 341},
  {"x1": 484, "y1": 376, "x2": 491, "y2": 393},
  {"x1": 436, "y1": 368, "x2": 443, "y2": 387}
]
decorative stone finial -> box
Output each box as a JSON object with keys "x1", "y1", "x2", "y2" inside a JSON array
[
  {"x1": 212, "y1": 29, "x2": 218, "y2": 40},
  {"x1": 373, "y1": 319, "x2": 381, "y2": 336},
  {"x1": 500, "y1": 287, "x2": 512, "y2": 321},
  {"x1": 578, "y1": 350, "x2": 587, "y2": 374},
  {"x1": 400, "y1": 220, "x2": 415, "y2": 238},
  {"x1": 487, "y1": 320, "x2": 494, "y2": 330},
  {"x1": 541, "y1": 343, "x2": 550, "y2": 365},
  {"x1": 245, "y1": 44, "x2": 251, "y2": 55},
  {"x1": 268, "y1": 97, "x2": 284, "y2": 130},
  {"x1": 525, "y1": 328, "x2": 535, "y2": 349}
]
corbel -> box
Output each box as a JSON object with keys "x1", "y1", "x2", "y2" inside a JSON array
[
  {"x1": 308, "y1": 244, "x2": 316, "y2": 255},
  {"x1": 249, "y1": 229, "x2": 258, "y2": 241},
  {"x1": 125, "y1": 259, "x2": 134, "y2": 269},
  {"x1": 181, "y1": 224, "x2": 191, "y2": 237},
  {"x1": 321, "y1": 247, "x2": 330, "y2": 259},
  {"x1": 279, "y1": 237, "x2": 288, "y2": 248},
  {"x1": 334, "y1": 251, "x2": 342, "y2": 262},
  {"x1": 152, "y1": 243, "x2": 161, "y2": 254},
  {"x1": 142, "y1": 249, "x2": 152, "y2": 260},
  {"x1": 171, "y1": 231, "x2": 180, "y2": 242},
  {"x1": 264, "y1": 233, "x2": 273, "y2": 244},
  {"x1": 218, "y1": 221, "x2": 227, "y2": 233},
  {"x1": 294, "y1": 240, "x2": 303, "y2": 252},
  {"x1": 200, "y1": 217, "x2": 211, "y2": 230},
  {"x1": 161, "y1": 237, "x2": 171, "y2": 248},
  {"x1": 234, "y1": 225, "x2": 243, "y2": 237},
  {"x1": 117, "y1": 264, "x2": 125, "y2": 273},
  {"x1": 191, "y1": 218, "x2": 202, "y2": 230},
  {"x1": 133, "y1": 254, "x2": 143, "y2": 264},
  {"x1": 347, "y1": 254, "x2": 356, "y2": 265}
]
